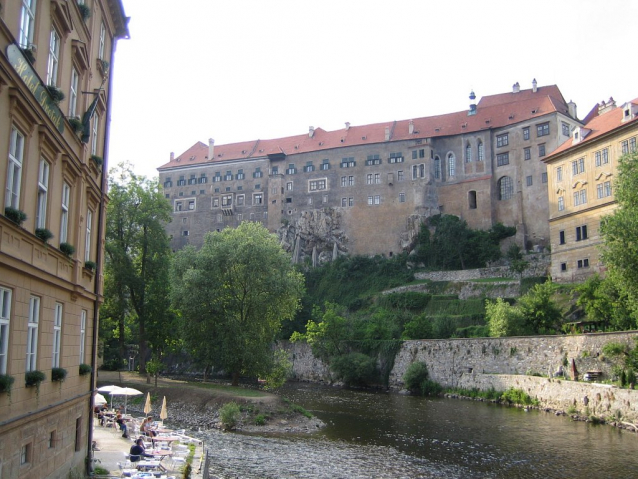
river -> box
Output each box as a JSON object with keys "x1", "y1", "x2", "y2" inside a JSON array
[{"x1": 197, "y1": 383, "x2": 637, "y2": 478}]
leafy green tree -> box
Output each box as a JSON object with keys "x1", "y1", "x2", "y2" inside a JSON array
[
  {"x1": 290, "y1": 303, "x2": 351, "y2": 362},
  {"x1": 507, "y1": 244, "x2": 529, "y2": 292},
  {"x1": 485, "y1": 298, "x2": 527, "y2": 337},
  {"x1": 171, "y1": 222, "x2": 304, "y2": 386},
  {"x1": 103, "y1": 164, "x2": 174, "y2": 373},
  {"x1": 517, "y1": 281, "x2": 562, "y2": 333},
  {"x1": 415, "y1": 215, "x2": 515, "y2": 270},
  {"x1": 601, "y1": 150, "x2": 638, "y2": 325},
  {"x1": 576, "y1": 274, "x2": 634, "y2": 331},
  {"x1": 261, "y1": 348, "x2": 292, "y2": 390}
]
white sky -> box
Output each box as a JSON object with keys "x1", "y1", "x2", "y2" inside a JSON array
[{"x1": 108, "y1": 0, "x2": 637, "y2": 180}]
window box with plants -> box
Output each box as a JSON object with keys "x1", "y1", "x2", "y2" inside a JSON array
[
  {"x1": 0, "y1": 374, "x2": 15, "y2": 395},
  {"x1": 77, "y1": 3, "x2": 91, "y2": 21},
  {"x1": 59, "y1": 242, "x2": 75, "y2": 257},
  {"x1": 90, "y1": 155, "x2": 103, "y2": 168},
  {"x1": 4, "y1": 206, "x2": 27, "y2": 226},
  {"x1": 84, "y1": 260, "x2": 96, "y2": 272},
  {"x1": 68, "y1": 116, "x2": 84, "y2": 135},
  {"x1": 35, "y1": 228, "x2": 54, "y2": 243},
  {"x1": 51, "y1": 367, "x2": 67, "y2": 382},
  {"x1": 45, "y1": 85, "x2": 65, "y2": 105},
  {"x1": 79, "y1": 363, "x2": 92, "y2": 376},
  {"x1": 25, "y1": 370, "x2": 45, "y2": 388}
]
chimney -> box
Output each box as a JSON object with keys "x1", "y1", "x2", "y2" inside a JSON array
[
  {"x1": 170, "y1": 152, "x2": 174, "y2": 161},
  {"x1": 309, "y1": 126, "x2": 315, "y2": 138},
  {"x1": 384, "y1": 126, "x2": 390, "y2": 141},
  {"x1": 513, "y1": 82, "x2": 520, "y2": 93},
  {"x1": 567, "y1": 100, "x2": 577, "y2": 120},
  {"x1": 532, "y1": 78, "x2": 538, "y2": 93},
  {"x1": 598, "y1": 97, "x2": 617, "y2": 115},
  {"x1": 409, "y1": 120, "x2": 414, "y2": 134},
  {"x1": 208, "y1": 138, "x2": 215, "y2": 160},
  {"x1": 345, "y1": 122, "x2": 350, "y2": 131}
]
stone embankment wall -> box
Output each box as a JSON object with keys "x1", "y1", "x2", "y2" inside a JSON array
[
  {"x1": 384, "y1": 280, "x2": 520, "y2": 300},
  {"x1": 413, "y1": 254, "x2": 550, "y2": 282},
  {"x1": 285, "y1": 331, "x2": 638, "y2": 422}
]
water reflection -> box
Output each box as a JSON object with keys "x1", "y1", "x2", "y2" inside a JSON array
[{"x1": 198, "y1": 383, "x2": 636, "y2": 478}]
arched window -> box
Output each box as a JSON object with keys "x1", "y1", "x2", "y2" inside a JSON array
[
  {"x1": 447, "y1": 153, "x2": 455, "y2": 177},
  {"x1": 498, "y1": 176, "x2": 513, "y2": 200},
  {"x1": 434, "y1": 156, "x2": 441, "y2": 180},
  {"x1": 477, "y1": 141, "x2": 484, "y2": 161},
  {"x1": 468, "y1": 190, "x2": 477, "y2": 209},
  {"x1": 465, "y1": 143, "x2": 472, "y2": 163}
]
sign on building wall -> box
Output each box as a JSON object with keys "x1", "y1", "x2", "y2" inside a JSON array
[{"x1": 6, "y1": 44, "x2": 65, "y2": 133}]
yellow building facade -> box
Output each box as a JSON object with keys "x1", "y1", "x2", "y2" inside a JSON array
[
  {"x1": 543, "y1": 98, "x2": 638, "y2": 282},
  {"x1": 0, "y1": 1, "x2": 128, "y2": 477}
]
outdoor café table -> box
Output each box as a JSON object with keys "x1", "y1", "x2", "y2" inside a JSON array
[
  {"x1": 153, "y1": 435, "x2": 181, "y2": 443},
  {"x1": 136, "y1": 460, "x2": 165, "y2": 472},
  {"x1": 149, "y1": 449, "x2": 172, "y2": 466}
]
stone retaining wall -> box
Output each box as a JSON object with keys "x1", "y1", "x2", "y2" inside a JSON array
[
  {"x1": 414, "y1": 255, "x2": 550, "y2": 282},
  {"x1": 285, "y1": 331, "x2": 638, "y2": 421}
]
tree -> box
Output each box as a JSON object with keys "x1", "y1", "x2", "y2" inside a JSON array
[
  {"x1": 103, "y1": 163, "x2": 174, "y2": 374},
  {"x1": 485, "y1": 298, "x2": 527, "y2": 337},
  {"x1": 517, "y1": 281, "x2": 562, "y2": 334},
  {"x1": 601, "y1": 150, "x2": 638, "y2": 324},
  {"x1": 171, "y1": 222, "x2": 304, "y2": 386},
  {"x1": 576, "y1": 274, "x2": 635, "y2": 331}
]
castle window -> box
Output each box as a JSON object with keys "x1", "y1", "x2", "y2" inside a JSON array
[
  {"x1": 556, "y1": 166, "x2": 563, "y2": 181},
  {"x1": 447, "y1": 153, "x2": 455, "y2": 177},
  {"x1": 577, "y1": 259, "x2": 590, "y2": 269},
  {"x1": 573, "y1": 189, "x2": 587, "y2": 206},
  {"x1": 562, "y1": 122, "x2": 570, "y2": 136},
  {"x1": 434, "y1": 157, "x2": 441, "y2": 179},
  {"x1": 498, "y1": 176, "x2": 513, "y2": 200},
  {"x1": 388, "y1": 152, "x2": 403, "y2": 164},
  {"x1": 526, "y1": 175, "x2": 533, "y2": 187},
  {"x1": 523, "y1": 127, "x2": 530, "y2": 141},
  {"x1": 366, "y1": 154, "x2": 381, "y2": 166},
  {"x1": 477, "y1": 141, "x2": 484, "y2": 161},
  {"x1": 465, "y1": 144, "x2": 472, "y2": 163},
  {"x1": 559, "y1": 230, "x2": 565, "y2": 244},
  {"x1": 557, "y1": 196, "x2": 564, "y2": 211},
  {"x1": 341, "y1": 157, "x2": 356, "y2": 168},
  {"x1": 304, "y1": 161, "x2": 315, "y2": 172},
  {"x1": 496, "y1": 134, "x2": 509, "y2": 148},
  {"x1": 468, "y1": 191, "x2": 477, "y2": 209},
  {"x1": 497, "y1": 152, "x2": 509, "y2": 166},
  {"x1": 524, "y1": 147, "x2": 531, "y2": 160},
  {"x1": 538, "y1": 144, "x2": 546, "y2": 157},
  {"x1": 321, "y1": 159, "x2": 330, "y2": 170},
  {"x1": 576, "y1": 225, "x2": 588, "y2": 241},
  {"x1": 399, "y1": 192, "x2": 406, "y2": 203},
  {"x1": 537, "y1": 122, "x2": 550, "y2": 137}
]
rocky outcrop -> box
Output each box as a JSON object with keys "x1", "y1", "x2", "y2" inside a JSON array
[{"x1": 277, "y1": 208, "x2": 349, "y2": 264}]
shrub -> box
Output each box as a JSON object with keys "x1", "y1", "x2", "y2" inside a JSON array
[
  {"x1": 59, "y1": 242, "x2": 75, "y2": 257},
  {"x1": 35, "y1": 228, "x2": 54, "y2": 242},
  {"x1": 290, "y1": 403, "x2": 312, "y2": 419},
  {"x1": 254, "y1": 414, "x2": 267, "y2": 426},
  {"x1": 79, "y1": 363, "x2": 92, "y2": 375},
  {"x1": 501, "y1": 387, "x2": 538, "y2": 406},
  {"x1": 330, "y1": 352, "x2": 377, "y2": 387},
  {"x1": 219, "y1": 402, "x2": 241, "y2": 430},
  {"x1": 420, "y1": 379, "x2": 443, "y2": 397},
  {"x1": 602, "y1": 342, "x2": 627, "y2": 357},
  {"x1": 4, "y1": 206, "x2": 27, "y2": 225},
  {"x1": 51, "y1": 367, "x2": 67, "y2": 382},
  {"x1": 403, "y1": 361, "x2": 430, "y2": 393}
]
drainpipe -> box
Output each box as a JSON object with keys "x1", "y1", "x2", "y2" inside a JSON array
[{"x1": 86, "y1": 34, "x2": 120, "y2": 474}]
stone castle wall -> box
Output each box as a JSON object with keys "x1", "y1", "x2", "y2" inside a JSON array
[{"x1": 285, "y1": 331, "x2": 638, "y2": 421}]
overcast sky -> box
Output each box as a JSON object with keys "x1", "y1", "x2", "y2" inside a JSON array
[{"x1": 108, "y1": 0, "x2": 637, "y2": 180}]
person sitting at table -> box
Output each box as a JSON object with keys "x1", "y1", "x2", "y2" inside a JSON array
[
  {"x1": 94, "y1": 404, "x2": 108, "y2": 426},
  {"x1": 116, "y1": 414, "x2": 129, "y2": 438},
  {"x1": 141, "y1": 416, "x2": 157, "y2": 437},
  {"x1": 129, "y1": 438, "x2": 153, "y2": 462}
]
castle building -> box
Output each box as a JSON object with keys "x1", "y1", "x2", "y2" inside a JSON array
[
  {"x1": 543, "y1": 97, "x2": 638, "y2": 282},
  {"x1": 0, "y1": 1, "x2": 128, "y2": 477},
  {"x1": 159, "y1": 82, "x2": 580, "y2": 261}
]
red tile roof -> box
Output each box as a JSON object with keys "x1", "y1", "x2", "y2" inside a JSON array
[
  {"x1": 546, "y1": 98, "x2": 638, "y2": 158},
  {"x1": 159, "y1": 85, "x2": 571, "y2": 170}
]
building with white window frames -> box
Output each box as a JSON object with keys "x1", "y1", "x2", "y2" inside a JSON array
[
  {"x1": 543, "y1": 96, "x2": 638, "y2": 282},
  {"x1": 160, "y1": 82, "x2": 580, "y2": 259},
  {"x1": 0, "y1": 1, "x2": 128, "y2": 477}
]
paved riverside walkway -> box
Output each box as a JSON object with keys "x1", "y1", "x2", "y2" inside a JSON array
[{"x1": 92, "y1": 420, "x2": 205, "y2": 478}]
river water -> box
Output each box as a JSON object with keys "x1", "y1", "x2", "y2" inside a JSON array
[{"x1": 198, "y1": 383, "x2": 637, "y2": 478}]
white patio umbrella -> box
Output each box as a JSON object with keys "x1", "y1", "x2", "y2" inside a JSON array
[
  {"x1": 94, "y1": 393, "x2": 108, "y2": 406},
  {"x1": 159, "y1": 396, "x2": 168, "y2": 425},
  {"x1": 144, "y1": 392, "x2": 152, "y2": 415},
  {"x1": 108, "y1": 387, "x2": 143, "y2": 414},
  {"x1": 97, "y1": 385, "x2": 122, "y2": 409}
]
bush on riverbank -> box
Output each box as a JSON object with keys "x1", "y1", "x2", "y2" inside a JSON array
[
  {"x1": 500, "y1": 388, "x2": 539, "y2": 406},
  {"x1": 220, "y1": 402, "x2": 241, "y2": 430},
  {"x1": 403, "y1": 361, "x2": 430, "y2": 393}
]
